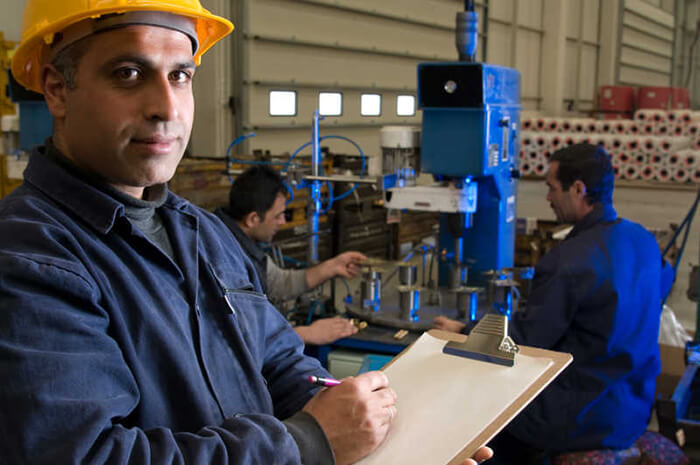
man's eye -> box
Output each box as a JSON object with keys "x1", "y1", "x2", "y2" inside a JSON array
[
  {"x1": 170, "y1": 70, "x2": 192, "y2": 83},
  {"x1": 114, "y1": 68, "x2": 140, "y2": 81}
]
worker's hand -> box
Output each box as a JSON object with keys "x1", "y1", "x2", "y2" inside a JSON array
[
  {"x1": 433, "y1": 315, "x2": 467, "y2": 334},
  {"x1": 303, "y1": 371, "x2": 397, "y2": 465},
  {"x1": 458, "y1": 446, "x2": 493, "y2": 465},
  {"x1": 295, "y1": 317, "x2": 358, "y2": 345},
  {"x1": 328, "y1": 251, "x2": 367, "y2": 279}
]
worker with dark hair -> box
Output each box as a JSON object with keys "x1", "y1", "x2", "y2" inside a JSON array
[
  {"x1": 215, "y1": 165, "x2": 363, "y2": 345},
  {"x1": 435, "y1": 143, "x2": 672, "y2": 464}
]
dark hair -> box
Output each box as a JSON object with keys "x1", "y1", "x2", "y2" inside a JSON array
[
  {"x1": 550, "y1": 143, "x2": 614, "y2": 205},
  {"x1": 50, "y1": 37, "x2": 92, "y2": 90},
  {"x1": 227, "y1": 165, "x2": 287, "y2": 221}
]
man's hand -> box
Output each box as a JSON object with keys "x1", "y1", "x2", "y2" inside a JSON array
[
  {"x1": 433, "y1": 315, "x2": 467, "y2": 334},
  {"x1": 306, "y1": 251, "x2": 367, "y2": 289},
  {"x1": 459, "y1": 446, "x2": 493, "y2": 465},
  {"x1": 303, "y1": 371, "x2": 397, "y2": 465},
  {"x1": 295, "y1": 317, "x2": 358, "y2": 345},
  {"x1": 328, "y1": 251, "x2": 367, "y2": 279}
]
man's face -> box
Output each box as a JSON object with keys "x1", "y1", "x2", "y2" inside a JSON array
[
  {"x1": 249, "y1": 193, "x2": 287, "y2": 243},
  {"x1": 545, "y1": 161, "x2": 580, "y2": 223},
  {"x1": 47, "y1": 25, "x2": 195, "y2": 198}
]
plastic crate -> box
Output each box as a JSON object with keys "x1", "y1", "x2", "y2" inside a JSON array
[{"x1": 359, "y1": 354, "x2": 394, "y2": 374}]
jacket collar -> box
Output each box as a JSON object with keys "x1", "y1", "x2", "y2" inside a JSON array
[
  {"x1": 567, "y1": 203, "x2": 618, "y2": 240},
  {"x1": 23, "y1": 143, "x2": 190, "y2": 235}
]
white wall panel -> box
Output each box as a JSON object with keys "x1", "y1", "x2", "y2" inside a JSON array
[
  {"x1": 618, "y1": 0, "x2": 674, "y2": 86},
  {"x1": 489, "y1": 0, "x2": 516, "y2": 23},
  {"x1": 248, "y1": 41, "x2": 423, "y2": 89},
  {"x1": 517, "y1": 0, "x2": 544, "y2": 29},
  {"x1": 581, "y1": 0, "x2": 600, "y2": 43},
  {"x1": 515, "y1": 29, "x2": 543, "y2": 100},
  {"x1": 485, "y1": 21, "x2": 513, "y2": 67},
  {"x1": 240, "y1": 0, "x2": 474, "y2": 157},
  {"x1": 579, "y1": 44, "x2": 598, "y2": 105},
  {"x1": 248, "y1": 0, "x2": 457, "y2": 61},
  {"x1": 619, "y1": 65, "x2": 670, "y2": 86},
  {"x1": 621, "y1": 45, "x2": 672, "y2": 70},
  {"x1": 0, "y1": 0, "x2": 25, "y2": 42},
  {"x1": 563, "y1": 0, "x2": 601, "y2": 111},
  {"x1": 564, "y1": 42, "x2": 579, "y2": 101}
]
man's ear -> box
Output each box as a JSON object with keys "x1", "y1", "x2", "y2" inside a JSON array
[
  {"x1": 41, "y1": 64, "x2": 68, "y2": 119},
  {"x1": 572, "y1": 179, "x2": 587, "y2": 199},
  {"x1": 243, "y1": 211, "x2": 260, "y2": 229}
]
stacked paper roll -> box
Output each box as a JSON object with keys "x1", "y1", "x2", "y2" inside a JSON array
[
  {"x1": 669, "y1": 110, "x2": 693, "y2": 124},
  {"x1": 659, "y1": 136, "x2": 692, "y2": 153},
  {"x1": 594, "y1": 120, "x2": 614, "y2": 134},
  {"x1": 683, "y1": 150, "x2": 699, "y2": 168},
  {"x1": 671, "y1": 125, "x2": 686, "y2": 137},
  {"x1": 673, "y1": 166, "x2": 690, "y2": 183},
  {"x1": 622, "y1": 164, "x2": 641, "y2": 180},
  {"x1": 692, "y1": 167, "x2": 700, "y2": 183},
  {"x1": 640, "y1": 122, "x2": 656, "y2": 135},
  {"x1": 656, "y1": 166, "x2": 672, "y2": 182},
  {"x1": 533, "y1": 162, "x2": 547, "y2": 176},
  {"x1": 612, "y1": 120, "x2": 639, "y2": 134},
  {"x1": 655, "y1": 124, "x2": 670, "y2": 136},
  {"x1": 519, "y1": 111, "x2": 700, "y2": 183},
  {"x1": 635, "y1": 109, "x2": 668, "y2": 124},
  {"x1": 640, "y1": 165, "x2": 656, "y2": 181}
]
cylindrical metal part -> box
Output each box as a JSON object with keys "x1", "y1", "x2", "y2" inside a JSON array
[
  {"x1": 454, "y1": 237, "x2": 463, "y2": 265},
  {"x1": 456, "y1": 287, "x2": 479, "y2": 321},
  {"x1": 448, "y1": 264, "x2": 468, "y2": 290},
  {"x1": 360, "y1": 270, "x2": 382, "y2": 311},
  {"x1": 456, "y1": 11, "x2": 478, "y2": 62},
  {"x1": 398, "y1": 286, "x2": 420, "y2": 321},
  {"x1": 380, "y1": 126, "x2": 421, "y2": 186},
  {"x1": 398, "y1": 264, "x2": 418, "y2": 286}
]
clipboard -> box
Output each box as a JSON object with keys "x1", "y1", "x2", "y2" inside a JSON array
[{"x1": 357, "y1": 329, "x2": 572, "y2": 465}]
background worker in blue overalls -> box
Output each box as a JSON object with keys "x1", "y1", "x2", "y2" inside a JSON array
[{"x1": 435, "y1": 143, "x2": 674, "y2": 465}]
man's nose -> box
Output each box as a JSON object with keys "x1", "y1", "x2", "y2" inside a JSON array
[{"x1": 144, "y1": 75, "x2": 180, "y2": 122}]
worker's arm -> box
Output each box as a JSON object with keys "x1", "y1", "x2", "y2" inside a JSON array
[
  {"x1": 304, "y1": 251, "x2": 367, "y2": 289},
  {"x1": 0, "y1": 251, "x2": 328, "y2": 465},
  {"x1": 294, "y1": 317, "x2": 358, "y2": 345},
  {"x1": 265, "y1": 256, "x2": 309, "y2": 302}
]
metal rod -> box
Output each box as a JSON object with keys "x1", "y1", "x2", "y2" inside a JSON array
[
  {"x1": 307, "y1": 111, "x2": 322, "y2": 265},
  {"x1": 303, "y1": 174, "x2": 379, "y2": 184}
]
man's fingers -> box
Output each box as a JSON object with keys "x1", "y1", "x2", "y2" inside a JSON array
[
  {"x1": 354, "y1": 370, "x2": 390, "y2": 392},
  {"x1": 472, "y1": 446, "x2": 493, "y2": 463},
  {"x1": 381, "y1": 405, "x2": 397, "y2": 425}
]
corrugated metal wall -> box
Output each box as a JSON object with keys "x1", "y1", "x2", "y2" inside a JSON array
[
  {"x1": 189, "y1": 0, "x2": 693, "y2": 158},
  {"x1": 673, "y1": 0, "x2": 699, "y2": 108},
  {"x1": 618, "y1": 0, "x2": 675, "y2": 86},
  {"x1": 238, "y1": 0, "x2": 486, "y2": 158},
  {"x1": 565, "y1": 0, "x2": 601, "y2": 112}
]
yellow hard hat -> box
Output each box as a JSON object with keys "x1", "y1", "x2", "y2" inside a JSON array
[{"x1": 11, "y1": 0, "x2": 234, "y2": 94}]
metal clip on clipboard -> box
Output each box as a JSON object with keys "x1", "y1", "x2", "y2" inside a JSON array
[{"x1": 442, "y1": 313, "x2": 520, "y2": 366}]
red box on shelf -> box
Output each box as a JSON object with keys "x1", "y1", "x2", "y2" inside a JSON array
[
  {"x1": 599, "y1": 86, "x2": 636, "y2": 112},
  {"x1": 637, "y1": 87, "x2": 672, "y2": 109},
  {"x1": 671, "y1": 88, "x2": 690, "y2": 109}
]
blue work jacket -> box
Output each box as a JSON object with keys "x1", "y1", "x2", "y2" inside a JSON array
[
  {"x1": 0, "y1": 146, "x2": 331, "y2": 464},
  {"x1": 507, "y1": 203, "x2": 663, "y2": 452}
]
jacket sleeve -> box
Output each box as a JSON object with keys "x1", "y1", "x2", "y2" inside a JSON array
[
  {"x1": 509, "y1": 247, "x2": 578, "y2": 349},
  {"x1": 265, "y1": 256, "x2": 309, "y2": 303},
  {"x1": 0, "y1": 252, "x2": 323, "y2": 465}
]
